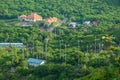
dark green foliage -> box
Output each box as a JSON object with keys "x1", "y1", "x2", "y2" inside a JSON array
[{"x1": 0, "y1": 0, "x2": 120, "y2": 22}]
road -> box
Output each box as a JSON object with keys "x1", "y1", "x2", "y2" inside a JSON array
[{"x1": 47, "y1": 18, "x2": 68, "y2": 32}]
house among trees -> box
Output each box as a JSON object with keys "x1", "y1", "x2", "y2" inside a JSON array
[
  {"x1": 92, "y1": 20, "x2": 99, "y2": 25},
  {"x1": 69, "y1": 22, "x2": 77, "y2": 28},
  {"x1": 19, "y1": 13, "x2": 42, "y2": 22},
  {"x1": 44, "y1": 17, "x2": 58, "y2": 25},
  {"x1": 19, "y1": 14, "x2": 27, "y2": 21},
  {"x1": 27, "y1": 58, "x2": 45, "y2": 67},
  {"x1": 0, "y1": 43, "x2": 23, "y2": 48},
  {"x1": 83, "y1": 21, "x2": 91, "y2": 25}
]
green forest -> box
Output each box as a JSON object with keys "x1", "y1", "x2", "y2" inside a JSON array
[{"x1": 0, "y1": 0, "x2": 120, "y2": 80}]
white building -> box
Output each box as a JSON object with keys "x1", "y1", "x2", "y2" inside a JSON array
[
  {"x1": 0, "y1": 43, "x2": 23, "y2": 48},
  {"x1": 83, "y1": 21, "x2": 91, "y2": 25},
  {"x1": 69, "y1": 22, "x2": 77, "y2": 28}
]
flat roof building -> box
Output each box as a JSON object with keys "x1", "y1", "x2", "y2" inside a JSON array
[
  {"x1": 27, "y1": 58, "x2": 45, "y2": 67},
  {"x1": 0, "y1": 43, "x2": 23, "y2": 48}
]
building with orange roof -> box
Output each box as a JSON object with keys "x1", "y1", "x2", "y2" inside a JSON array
[
  {"x1": 19, "y1": 14, "x2": 27, "y2": 21},
  {"x1": 19, "y1": 13, "x2": 42, "y2": 22},
  {"x1": 52, "y1": 17, "x2": 57, "y2": 22},
  {"x1": 44, "y1": 17, "x2": 58, "y2": 24}
]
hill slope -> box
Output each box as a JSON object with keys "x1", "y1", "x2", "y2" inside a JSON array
[{"x1": 0, "y1": 0, "x2": 120, "y2": 22}]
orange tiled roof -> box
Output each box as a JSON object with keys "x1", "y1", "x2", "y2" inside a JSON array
[
  {"x1": 44, "y1": 17, "x2": 57, "y2": 24},
  {"x1": 19, "y1": 14, "x2": 27, "y2": 18},
  {"x1": 26, "y1": 13, "x2": 42, "y2": 20},
  {"x1": 52, "y1": 17, "x2": 57, "y2": 21}
]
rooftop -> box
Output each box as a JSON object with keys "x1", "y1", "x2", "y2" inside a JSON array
[
  {"x1": 19, "y1": 14, "x2": 27, "y2": 18},
  {"x1": 0, "y1": 43, "x2": 23, "y2": 48},
  {"x1": 26, "y1": 13, "x2": 42, "y2": 20},
  {"x1": 27, "y1": 58, "x2": 44, "y2": 64},
  {"x1": 44, "y1": 17, "x2": 57, "y2": 24}
]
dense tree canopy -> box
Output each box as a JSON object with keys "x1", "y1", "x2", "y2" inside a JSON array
[{"x1": 0, "y1": 0, "x2": 120, "y2": 80}]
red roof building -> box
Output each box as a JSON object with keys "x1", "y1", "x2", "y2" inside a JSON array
[
  {"x1": 19, "y1": 13, "x2": 42, "y2": 22},
  {"x1": 44, "y1": 17, "x2": 58, "y2": 24},
  {"x1": 19, "y1": 14, "x2": 27, "y2": 18},
  {"x1": 19, "y1": 14, "x2": 27, "y2": 21},
  {"x1": 92, "y1": 20, "x2": 99, "y2": 25}
]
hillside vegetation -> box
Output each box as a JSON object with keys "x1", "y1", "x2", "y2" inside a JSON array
[
  {"x1": 0, "y1": 0, "x2": 120, "y2": 22},
  {"x1": 0, "y1": 0, "x2": 120, "y2": 80}
]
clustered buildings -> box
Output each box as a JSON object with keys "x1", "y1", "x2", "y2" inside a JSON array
[{"x1": 18, "y1": 13, "x2": 58, "y2": 25}]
